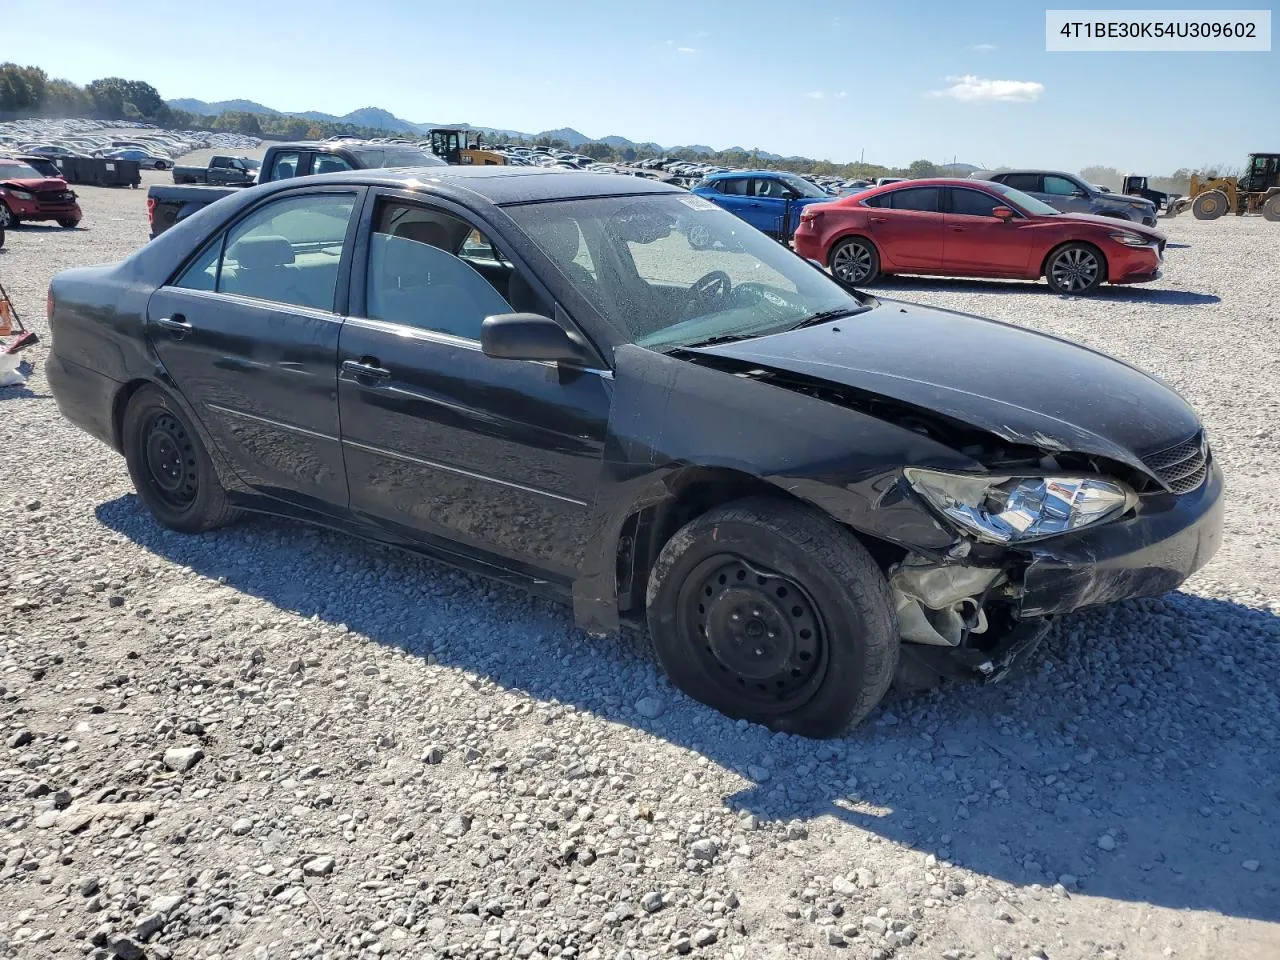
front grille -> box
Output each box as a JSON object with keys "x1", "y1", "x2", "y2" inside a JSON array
[
  {"x1": 36, "y1": 190, "x2": 75, "y2": 205},
  {"x1": 1143, "y1": 431, "x2": 1208, "y2": 494}
]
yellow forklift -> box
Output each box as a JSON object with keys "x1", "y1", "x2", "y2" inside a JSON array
[{"x1": 427, "y1": 129, "x2": 507, "y2": 166}]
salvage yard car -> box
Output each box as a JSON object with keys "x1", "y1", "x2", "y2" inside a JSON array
[
  {"x1": 793, "y1": 178, "x2": 1166, "y2": 294},
  {"x1": 46, "y1": 167, "x2": 1223, "y2": 737},
  {"x1": 0, "y1": 158, "x2": 82, "y2": 229}
]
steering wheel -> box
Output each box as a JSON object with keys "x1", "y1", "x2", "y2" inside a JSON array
[{"x1": 687, "y1": 270, "x2": 732, "y2": 312}]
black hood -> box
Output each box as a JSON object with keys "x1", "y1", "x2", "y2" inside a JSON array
[{"x1": 688, "y1": 299, "x2": 1201, "y2": 472}]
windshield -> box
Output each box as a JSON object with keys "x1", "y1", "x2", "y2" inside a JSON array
[
  {"x1": 504, "y1": 193, "x2": 869, "y2": 352},
  {"x1": 352, "y1": 147, "x2": 447, "y2": 168},
  {"x1": 779, "y1": 173, "x2": 830, "y2": 198},
  {"x1": 0, "y1": 163, "x2": 45, "y2": 180},
  {"x1": 986, "y1": 180, "x2": 1061, "y2": 216}
]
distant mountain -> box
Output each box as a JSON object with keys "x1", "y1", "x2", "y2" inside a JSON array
[
  {"x1": 534, "y1": 127, "x2": 590, "y2": 148},
  {"x1": 166, "y1": 97, "x2": 798, "y2": 160},
  {"x1": 169, "y1": 97, "x2": 278, "y2": 117}
]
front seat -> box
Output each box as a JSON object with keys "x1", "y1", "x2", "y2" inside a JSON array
[{"x1": 533, "y1": 219, "x2": 597, "y2": 290}]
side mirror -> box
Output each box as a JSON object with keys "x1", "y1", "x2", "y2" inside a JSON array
[
  {"x1": 481, "y1": 313, "x2": 592, "y2": 365},
  {"x1": 1072, "y1": 189, "x2": 1087, "y2": 198},
  {"x1": 991, "y1": 206, "x2": 1015, "y2": 221}
]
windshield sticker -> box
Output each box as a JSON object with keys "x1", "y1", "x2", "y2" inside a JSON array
[{"x1": 678, "y1": 195, "x2": 717, "y2": 211}]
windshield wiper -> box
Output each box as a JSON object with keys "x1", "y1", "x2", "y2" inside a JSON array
[
  {"x1": 680, "y1": 332, "x2": 764, "y2": 349},
  {"x1": 789, "y1": 308, "x2": 861, "y2": 330}
]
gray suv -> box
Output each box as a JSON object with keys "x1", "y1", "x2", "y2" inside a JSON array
[{"x1": 972, "y1": 170, "x2": 1158, "y2": 226}]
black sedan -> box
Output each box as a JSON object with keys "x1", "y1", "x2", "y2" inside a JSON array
[{"x1": 46, "y1": 167, "x2": 1224, "y2": 737}]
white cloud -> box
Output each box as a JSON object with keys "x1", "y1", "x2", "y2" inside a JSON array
[
  {"x1": 676, "y1": 46, "x2": 698, "y2": 54},
  {"x1": 970, "y1": 43, "x2": 997, "y2": 52},
  {"x1": 836, "y1": 91, "x2": 848, "y2": 99},
  {"x1": 805, "y1": 91, "x2": 825, "y2": 99},
  {"x1": 928, "y1": 75, "x2": 1044, "y2": 103}
]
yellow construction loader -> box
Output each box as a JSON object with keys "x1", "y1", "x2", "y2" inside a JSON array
[
  {"x1": 1181, "y1": 153, "x2": 1280, "y2": 221},
  {"x1": 427, "y1": 129, "x2": 507, "y2": 166}
]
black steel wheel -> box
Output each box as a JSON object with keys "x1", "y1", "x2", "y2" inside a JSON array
[
  {"x1": 1045, "y1": 242, "x2": 1105, "y2": 295},
  {"x1": 680, "y1": 555, "x2": 828, "y2": 709},
  {"x1": 647, "y1": 497, "x2": 898, "y2": 738},
  {"x1": 829, "y1": 236, "x2": 879, "y2": 285},
  {"x1": 122, "y1": 385, "x2": 238, "y2": 533}
]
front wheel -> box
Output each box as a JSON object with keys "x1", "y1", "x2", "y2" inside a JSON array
[
  {"x1": 829, "y1": 236, "x2": 879, "y2": 285},
  {"x1": 58, "y1": 219, "x2": 78, "y2": 229},
  {"x1": 0, "y1": 203, "x2": 14, "y2": 229},
  {"x1": 1263, "y1": 195, "x2": 1280, "y2": 223},
  {"x1": 154, "y1": 161, "x2": 168, "y2": 171},
  {"x1": 646, "y1": 497, "x2": 898, "y2": 738},
  {"x1": 122, "y1": 385, "x2": 238, "y2": 533},
  {"x1": 1045, "y1": 242, "x2": 1105, "y2": 295},
  {"x1": 1192, "y1": 190, "x2": 1228, "y2": 220}
]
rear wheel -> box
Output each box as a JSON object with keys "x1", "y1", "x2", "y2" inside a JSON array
[
  {"x1": 1192, "y1": 190, "x2": 1228, "y2": 220},
  {"x1": 829, "y1": 236, "x2": 879, "y2": 285},
  {"x1": 1263, "y1": 194, "x2": 1280, "y2": 223},
  {"x1": 646, "y1": 497, "x2": 898, "y2": 738},
  {"x1": 1045, "y1": 242, "x2": 1105, "y2": 295},
  {"x1": 122, "y1": 385, "x2": 238, "y2": 533}
]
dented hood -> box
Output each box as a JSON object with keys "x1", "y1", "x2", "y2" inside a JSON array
[
  {"x1": 0, "y1": 176, "x2": 68, "y2": 192},
  {"x1": 686, "y1": 299, "x2": 1200, "y2": 470}
]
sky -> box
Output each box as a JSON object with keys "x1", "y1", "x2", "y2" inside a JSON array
[{"x1": 9, "y1": 0, "x2": 1275, "y2": 172}]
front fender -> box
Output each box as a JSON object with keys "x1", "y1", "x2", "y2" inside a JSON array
[{"x1": 571, "y1": 345, "x2": 978, "y2": 633}]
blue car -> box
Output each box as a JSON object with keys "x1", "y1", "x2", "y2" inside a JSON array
[{"x1": 690, "y1": 170, "x2": 833, "y2": 240}]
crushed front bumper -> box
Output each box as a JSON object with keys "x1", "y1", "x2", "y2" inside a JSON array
[{"x1": 1016, "y1": 460, "x2": 1224, "y2": 618}]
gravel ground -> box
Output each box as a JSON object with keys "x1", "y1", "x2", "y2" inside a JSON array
[{"x1": 0, "y1": 175, "x2": 1277, "y2": 960}]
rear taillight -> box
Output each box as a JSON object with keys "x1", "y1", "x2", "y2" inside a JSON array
[
  {"x1": 799, "y1": 207, "x2": 821, "y2": 223},
  {"x1": 146, "y1": 197, "x2": 156, "y2": 228}
]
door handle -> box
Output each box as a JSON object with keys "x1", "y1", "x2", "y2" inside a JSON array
[
  {"x1": 949, "y1": 226, "x2": 965, "y2": 231},
  {"x1": 869, "y1": 216, "x2": 889, "y2": 224},
  {"x1": 342, "y1": 358, "x2": 391, "y2": 383},
  {"x1": 153, "y1": 314, "x2": 192, "y2": 338}
]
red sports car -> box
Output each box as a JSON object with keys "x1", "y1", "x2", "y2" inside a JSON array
[{"x1": 793, "y1": 177, "x2": 1166, "y2": 295}]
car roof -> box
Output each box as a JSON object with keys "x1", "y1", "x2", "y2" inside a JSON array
[
  {"x1": 991, "y1": 169, "x2": 1079, "y2": 179},
  {"x1": 295, "y1": 166, "x2": 682, "y2": 205},
  {"x1": 703, "y1": 169, "x2": 791, "y2": 180}
]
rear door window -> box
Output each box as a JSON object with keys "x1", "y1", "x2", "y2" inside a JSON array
[
  {"x1": 999, "y1": 173, "x2": 1041, "y2": 192},
  {"x1": 718, "y1": 178, "x2": 750, "y2": 196},
  {"x1": 175, "y1": 192, "x2": 357, "y2": 311},
  {"x1": 889, "y1": 187, "x2": 941, "y2": 212}
]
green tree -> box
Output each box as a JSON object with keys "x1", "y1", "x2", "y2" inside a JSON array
[
  {"x1": 43, "y1": 78, "x2": 89, "y2": 116},
  {"x1": 0, "y1": 63, "x2": 47, "y2": 112},
  {"x1": 86, "y1": 78, "x2": 126, "y2": 118},
  {"x1": 907, "y1": 159, "x2": 938, "y2": 178}
]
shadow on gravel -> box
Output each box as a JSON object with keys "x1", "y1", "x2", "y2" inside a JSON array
[
  {"x1": 870, "y1": 277, "x2": 1221, "y2": 305},
  {"x1": 97, "y1": 494, "x2": 1280, "y2": 924}
]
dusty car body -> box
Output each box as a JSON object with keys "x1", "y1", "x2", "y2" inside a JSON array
[{"x1": 46, "y1": 167, "x2": 1223, "y2": 736}]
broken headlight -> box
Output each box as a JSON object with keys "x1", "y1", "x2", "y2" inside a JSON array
[{"x1": 904, "y1": 469, "x2": 1135, "y2": 544}]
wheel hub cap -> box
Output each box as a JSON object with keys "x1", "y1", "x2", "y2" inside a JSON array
[
  {"x1": 1052, "y1": 249, "x2": 1098, "y2": 291},
  {"x1": 706, "y1": 588, "x2": 793, "y2": 680},
  {"x1": 833, "y1": 244, "x2": 871, "y2": 282}
]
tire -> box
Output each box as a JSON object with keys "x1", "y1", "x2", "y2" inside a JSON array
[
  {"x1": 0, "y1": 226, "x2": 5, "y2": 250},
  {"x1": 155, "y1": 161, "x2": 168, "y2": 171},
  {"x1": 122, "y1": 385, "x2": 238, "y2": 533},
  {"x1": 1192, "y1": 190, "x2": 1228, "y2": 220},
  {"x1": 1263, "y1": 195, "x2": 1280, "y2": 223},
  {"x1": 58, "y1": 219, "x2": 78, "y2": 229},
  {"x1": 1045, "y1": 242, "x2": 1105, "y2": 295},
  {"x1": 646, "y1": 497, "x2": 898, "y2": 738},
  {"x1": 0, "y1": 203, "x2": 13, "y2": 230},
  {"x1": 829, "y1": 236, "x2": 879, "y2": 285}
]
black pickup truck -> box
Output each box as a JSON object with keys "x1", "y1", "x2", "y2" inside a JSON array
[
  {"x1": 171, "y1": 155, "x2": 259, "y2": 186},
  {"x1": 146, "y1": 140, "x2": 445, "y2": 237}
]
